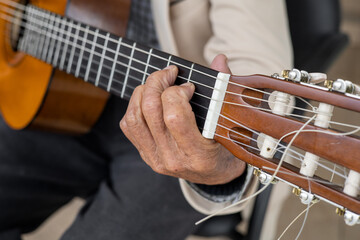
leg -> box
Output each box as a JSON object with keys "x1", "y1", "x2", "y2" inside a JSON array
[
  {"x1": 62, "y1": 99, "x2": 204, "y2": 240},
  {"x1": 0, "y1": 117, "x2": 108, "y2": 238}
]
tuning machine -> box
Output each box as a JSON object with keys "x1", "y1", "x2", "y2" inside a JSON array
[
  {"x1": 253, "y1": 169, "x2": 278, "y2": 185},
  {"x1": 324, "y1": 78, "x2": 360, "y2": 95},
  {"x1": 336, "y1": 208, "x2": 360, "y2": 226},
  {"x1": 292, "y1": 188, "x2": 319, "y2": 205},
  {"x1": 273, "y1": 68, "x2": 327, "y2": 84}
]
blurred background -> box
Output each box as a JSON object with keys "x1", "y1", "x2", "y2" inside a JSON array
[{"x1": 22, "y1": 0, "x2": 360, "y2": 239}]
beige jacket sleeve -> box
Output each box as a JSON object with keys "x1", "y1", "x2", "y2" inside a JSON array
[{"x1": 153, "y1": 0, "x2": 293, "y2": 215}]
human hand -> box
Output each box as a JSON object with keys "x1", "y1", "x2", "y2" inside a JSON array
[{"x1": 120, "y1": 54, "x2": 246, "y2": 185}]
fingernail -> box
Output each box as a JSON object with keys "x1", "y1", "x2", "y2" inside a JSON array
[
  {"x1": 181, "y1": 82, "x2": 195, "y2": 90},
  {"x1": 164, "y1": 65, "x2": 177, "y2": 71}
]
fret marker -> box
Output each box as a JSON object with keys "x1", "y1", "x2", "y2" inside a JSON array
[
  {"x1": 122, "y1": 42, "x2": 136, "y2": 98},
  {"x1": 202, "y1": 72, "x2": 230, "y2": 139},
  {"x1": 142, "y1": 48, "x2": 153, "y2": 84},
  {"x1": 108, "y1": 37, "x2": 122, "y2": 92}
]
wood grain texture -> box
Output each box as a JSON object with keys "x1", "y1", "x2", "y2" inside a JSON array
[
  {"x1": 30, "y1": 0, "x2": 130, "y2": 134},
  {"x1": 215, "y1": 74, "x2": 360, "y2": 214}
]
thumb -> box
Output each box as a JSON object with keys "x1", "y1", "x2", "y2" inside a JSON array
[{"x1": 210, "y1": 54, "x2": 232, "y2": 74}]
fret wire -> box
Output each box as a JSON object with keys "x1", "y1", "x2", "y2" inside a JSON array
[
  {"x1": 167, "y1": 55, "x2": 172, "y2": 67},
  {"x1": 59, "y1": 19, "x2": 72, "y2": 70},
  {"x1": 75, "y1": 25, "x2": 89, "y2": 77},
  {"x1": 84, "y1": 28, "x2": 99, "y2": 82},
  {"x1": 27, "y1": 7, "x2": 36, "y2": 56},
  {"x1": 34, "y1": 8, "x2": 45, "y2": 58},
  {"x1": 19, "y1": 9, "x2": 219, "y2": 87},
  {"x1": 188, "y1": 63, "x2": 194, "y2": 83},
  {"x1": 53, "y1": 15, "x2": 66, "y2": 66},
  {"x1": 17, "y1": 7, "x2": 217, "y2": 102},
  {"x1": 37, "y1": 10, "x2": 49, "y2": 61},
  {"x1": 66, "y1": 21, "x2": 81, "y2": 73},
  {"x1": 108, "y1": 37, "x2": 122, "y2": 92},
  {"x1": 21, "y1": 18, "x2": 216, "y2": 98},
  {"x1": 142, "y1": 48, "x2": 153, "y2": 84},
  {"x1": 28, "y1": 5, "x2": 219, "y2": 82},
  {"x1": 18, "y1": 9, "x2": 27, "y2": 52},
  {"x1": 26, "y1": 7, "x2": 35, "y2": 55},
  {"x1": 122, "y1": 42, "x2": 136, "y2": 98},
  {"x1": 46, "y1": 13, "x2": 58, "y2": 63},
  {"x1": 95, "y1": 32, "x2": 110, "y2": 87},
  {"x1": 40, "y1": 10, "x2": 51, "y2": 60},
  {"x1": 7, "y1": 4, "x2": 356, "y2": 181}
]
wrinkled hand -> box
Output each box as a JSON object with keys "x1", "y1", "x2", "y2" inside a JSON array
[{"x1": 120, "y1": 54, "x2": 246, "y2": 185}]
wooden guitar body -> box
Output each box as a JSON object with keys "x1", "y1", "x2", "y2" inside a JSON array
[{"x1": 0, "y1": 0, "x2": 130, "y2": 134}]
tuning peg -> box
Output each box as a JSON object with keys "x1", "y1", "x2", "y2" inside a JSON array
[
  {"x1": 309, "y1": 73, "x2": 327, "y2": 84},
  {"x1": 253, "y1": 169, "x2": 278, "y2": 184},
  {"x1": 281, "y1": 68, "x2": 312, "y2": 83},
  {"x1": 292, "y1": 188, "x2": 319, "y2": 205},
  {"x1": 324, "y1": 78, "x2": 359, "y2": 95},
  {"x1": 344, "y1": 210, "x2": 360, "y2": 226}
]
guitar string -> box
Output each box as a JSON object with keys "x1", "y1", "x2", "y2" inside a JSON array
[
  {"x1": 0, "y1": 5, "x2": 318, "y2": 116},
  {"x1": 2, "y1": 0, "x2": 292, "y2": 96},
  {"x1": 12, "y1": 4, "x2": 360, "y2": 130},
  {"x1": 194, "y1": 110, "x2": 350, "y2": 182},
  {"x1": 0, "y1": 12, "x2": 353, "y2": 182},
  {"x1": 196, "y1": 115, "x2": 317, "y2": 225},
  {"x1": 2, "y1": 0, "x2": 358, "y2": 218},
  {"x1": 0, "y1": 12, "x2": 318, "y2": 124},
  {"x1": 197, "y1": 118, "x2": 360, "y2": 224},
  {"x1": 0, "y1": 13, "x2": 355, "y2": 184},
  {"x1": 4, "y1": 3, "x2": 360, "y2": 132},
  {"x1": 277, "y1": 178, "x2": 315, "y2": 240},
  {"x1": 3, "y1": 1, "x2": 360, "y2": 130},
  {"x1": 208, "y1": 111, "x2": 354, "y2": 181},
  {"x1": 1, "y1": 2, "x2": 357, "y2": 187},
  {"x1": 261, "y1": 167, "x2": 347, "y2": 186},
  {"x1": 2, "y1": 7, "x2": 359, "y2": 132},
  {"x1": 0, "y1": 2, "x2": 331, "y2": 116},
  {"x1": 277, "y1": 202, "x2": 317, "y2": 240},
  {"x1": 9, "y1": 1, "x2": 360, "y2": 232}
]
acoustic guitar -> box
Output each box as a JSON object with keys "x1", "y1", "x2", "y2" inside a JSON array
[{"x1": 0, "y1": 0, "x2": 359, "y2": 226}]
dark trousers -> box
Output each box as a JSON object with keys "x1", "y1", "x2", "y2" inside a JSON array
[{"x1": 0, "y1": 96, "x2": 202, "y2": 240}]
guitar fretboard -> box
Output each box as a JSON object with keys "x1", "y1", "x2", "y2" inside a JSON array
[{"x1": 19, "y1": 5, "x2": 219, "y2": 130}]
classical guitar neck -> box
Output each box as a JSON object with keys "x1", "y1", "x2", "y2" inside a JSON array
[{"x1": 17, "y1": 4, "x2": 229, "y2": 135}]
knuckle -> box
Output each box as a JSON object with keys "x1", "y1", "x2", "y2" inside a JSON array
[
  {"x1": 124, "y1": 108, "x2": 141, "y2": 128},
  {"x1": 119, "y1": 118, "x2": 127, "y2": 130},
  {"x1": 132, "y1": 85, "x2": 145, "y2": 96},
  {"x1": 152, "y1": 162, "x2": 166, "y2": 174}
]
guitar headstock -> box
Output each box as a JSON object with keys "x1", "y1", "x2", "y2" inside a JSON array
[{"x1": 215, "y1": 69, "x2": 360, "y2": 226}]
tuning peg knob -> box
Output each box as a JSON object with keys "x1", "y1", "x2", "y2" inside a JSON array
[
  {"x1": 326, "y1": 79, "x2": 357, "y2": 94},
  {"x1": 309, "y1": 73, "x2": 327, "y2": 84},
  {"x1": 281, "y1": 68, "x2": 312, "y2": 83},
  {"x1": 344, "y1": 210, "x2": 360, "y2": 226}
]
